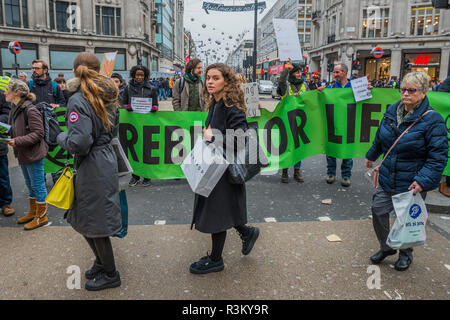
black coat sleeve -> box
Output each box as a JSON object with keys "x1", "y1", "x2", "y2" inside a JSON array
[
  {"x1": 0, "y1": 92, "x2": 11, "y2": 124},
  {"x1": 56, "y1": 84, "x2": 67, "y2": 108},
  {"x1": 152, "y1": 87, "x2": 159, "y2": 106}
]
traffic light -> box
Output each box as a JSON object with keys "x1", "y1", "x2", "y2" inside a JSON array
[
  {"x1": 403, "y1": 58, "x2": 412, "y2": 70},
  {"x1": 327, "y1": 62, "x2": 334, "y2": 72},
  {"x1": 352, "y1": 59, "x2": 362, "y2": 71}
]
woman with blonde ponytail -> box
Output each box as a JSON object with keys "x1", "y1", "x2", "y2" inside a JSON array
[
  {"x1": 5, "y1": 79, "x2": 49, "y2": 230},
  {"x1": 56, "y1": 52, "x2": 122, "y2": 291}
]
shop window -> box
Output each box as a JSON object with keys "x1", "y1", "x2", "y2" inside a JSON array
[
  {"x1": 49, "y1": 1, "x2": 77, "y2": 32},
  {"x1": 1, "y1": 46, "x2": 36, "y2": 69},
  {"x1": 410, "y1": 5, "x2": 439, "y2": 36},
  {"x1": 95, "y1": 5, "x2": 122, "y2": 36},
  {"x1": 3, "y1": 0, "x2": 28, "y2": 28},
  {"x1": 50, "y1": 50, "x2": 83, "y2": 70},
  {"x1": 361, "y1": 7, "x2": 389, "y2": 38}
]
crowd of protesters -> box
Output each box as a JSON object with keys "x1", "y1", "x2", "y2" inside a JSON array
[{"x1": 0, "y1": 52, "x2": 448, "y2": 291}]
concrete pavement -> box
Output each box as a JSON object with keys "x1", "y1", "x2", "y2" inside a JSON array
[
  {"x1": 2, "y1": 96, "x2": 449, "y2": 300},
  {"x1": 0, "y1": 220, "x2": 449, "y2": 300}
]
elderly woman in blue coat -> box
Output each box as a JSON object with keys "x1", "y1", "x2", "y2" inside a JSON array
[{"x1": 365, "y1": 71, "x2": 448, "y2": 271}]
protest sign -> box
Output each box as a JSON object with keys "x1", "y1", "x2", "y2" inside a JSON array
[
  {"x1": 351, "y1": 76, "x2": 372, "y2": 102},
  {"x1": 273, "y1": 19, "x2": 303, "y2": 61},
  {"x1": 131, "y1": 97, "x2": 153, "y2": 113},
  {"x1": 44, "y1": 91, "x2": 450, "y2": 178},
  {"x1": 242, "y1": 82, "x2": 260, "y2": 118},
  {"x1": 0, "y1": 122, "x2": 11, "y2": 134},
  {"x1": 99, "y1": 52, "x2": 117, "y2": 78}
]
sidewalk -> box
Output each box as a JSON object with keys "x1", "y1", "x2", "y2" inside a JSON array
[{"x1": 0, "y1": 220, "x2": 448, "y2": 300}]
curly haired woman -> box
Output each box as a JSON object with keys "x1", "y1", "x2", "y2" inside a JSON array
[{"x1": 189, "y1": 63, "x2": 260, "y2": 274}]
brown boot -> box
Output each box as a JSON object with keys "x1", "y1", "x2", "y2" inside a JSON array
[
  {"x1": 294, "y1": 168, "x2": 304, "y2": 183},
  {"x1": 1, "y1": 205, "x2": 15, "y2": 217},
  {"x1": 17, "y1": 198, "x2": 36, "y2": 224},
  {"x1": 24, "y1": 202, "x2": 49, "y2": 231},
  {"x1": 281, "y1": 169, "x2": 289, "y2": 183},
  {"x1": 439, "y1": 182, "x2": 450, "y2": 197}
]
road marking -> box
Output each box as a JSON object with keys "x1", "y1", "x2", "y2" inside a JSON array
[
  {"x1": 264, "y1": 217, "x2": 277, "y2": 223},
  {"x1": 154, "y1": 220, "x2": 166, "y2": 225},
  {"x1": 318, "y1": 216, "x2": 331, "y2": 222},
  {"x1": 445, "y1": 264, "x2": 450, "y2": 271}
]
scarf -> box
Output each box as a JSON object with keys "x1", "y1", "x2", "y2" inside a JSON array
[
  {"x1": 288, "y1": 75, "x2": 304, "y2": 87},
  {"x1": 396, "y1": 101, "x2": 422, "y2": 127},
  {"x1": 185, "y1": 74, "x2": 200, "y2": 110}
]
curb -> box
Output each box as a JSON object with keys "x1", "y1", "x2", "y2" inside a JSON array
[{"x1": 425, "y1": 189, "x2": 450, "y2": 214}]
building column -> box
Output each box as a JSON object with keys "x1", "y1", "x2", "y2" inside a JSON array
[
  {"x1": 80, "y1": 0, "x2": 94, "y2": 34},
  {"x1": 38, "y1": 44, "x2": 50, "y2": 65},
  {"x1": 440, "y1": 47, "x2": 450, "y2": 80},
  {"x1": 391, "y1": 0, "x2": 408, "y2": 37},
  {"x1": 32, "y1": 0, "x2": 48, "y2": 29},
  {"x1": 390, "y1": 48, "x2": 402, "y2": 79}
]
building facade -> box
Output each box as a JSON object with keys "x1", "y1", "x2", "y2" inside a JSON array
[
  {"x1": 227, "y1": 39, "x2": 254, "y2": 80},
  {"x1": 309, "y1": 0, "x2": 450, "y2": 82},
  {"x1": 256, "y1": 0, "x2": 313, "y2": 80},
  {"x1": 0, "y1": 0, "x2": 187, "y2": 80}
]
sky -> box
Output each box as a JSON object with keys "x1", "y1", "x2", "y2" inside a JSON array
[{"x1": 183, "y1": 0, "x2": 278, "y2": 63}]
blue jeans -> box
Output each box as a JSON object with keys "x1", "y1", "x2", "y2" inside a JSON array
[
  {"x1": 20, "y1": 158, "x2": 47, "y2": 203},
  {"x1": 326, "y1": 156, "x2": 353, "y2": 178},
  {"x1": 0, "y1": 155, "x2": 13, "y2": 207},
  {"x1": 294, "y1": 161, "x2": 302, "y2": 169},
  {"x1": 159, "y1": 88, "x2": 167, "y2": 100}
]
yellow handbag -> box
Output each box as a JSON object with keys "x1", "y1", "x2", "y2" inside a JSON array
[{"x1": 46, "y1": 167, "x2": 74, "y2": 210}]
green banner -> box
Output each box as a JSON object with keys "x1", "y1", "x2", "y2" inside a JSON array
[{"x1": 45, "y1": 89, "x2": 450, "y2": 178}]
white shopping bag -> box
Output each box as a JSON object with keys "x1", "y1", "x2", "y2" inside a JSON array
[
  {"x1": 181, "y1": 138, "x2": 229, "y2": 197},
  {"x1": 387, "y1": 190, "x2": 428, "y2": 250},
  {"x1": 111, "y1": 137, "x2": 133, "y2": 177}
]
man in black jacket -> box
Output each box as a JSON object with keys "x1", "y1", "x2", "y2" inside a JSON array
[
  {"x1": 29, "y1": 60, "x2": 66, "y2": 108},
  {"x1": 0, "y1": 92, "x2": 15, "y2": 217}
]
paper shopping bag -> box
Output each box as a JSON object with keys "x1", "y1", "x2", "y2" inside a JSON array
[{"x1": 181, "y1": 138, "x2": 229, "y2": 197}]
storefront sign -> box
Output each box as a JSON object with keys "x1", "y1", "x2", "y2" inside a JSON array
[
  {"x1": 8, "y1": 41, "x2": 21, "y2": 55},
  {"x1": 371, "y1": 47, "x2": 384, "y2": 59},
  {"x1": 414, "y1": 55, "x2": 431, "y2": 65}
]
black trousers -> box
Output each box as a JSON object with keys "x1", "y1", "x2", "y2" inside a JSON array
[
  {"x1": 211, "y1": 225, "x2": 250, "y2": 261},
  {"x1": 84, "y1": 236, "x2": 116, "y2": 274}
]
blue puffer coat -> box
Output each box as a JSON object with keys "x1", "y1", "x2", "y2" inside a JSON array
[{"x1": 366, "y1": 96, "x2": 448, "y2": 193}]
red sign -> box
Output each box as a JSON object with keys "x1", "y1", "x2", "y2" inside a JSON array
[
  {"x1": 8, "y1": 41, "x2": 21, "y2": 55},
  {"x1": 414, "y1": 55, "x2": 431, "y2": 65},
  {"x1": 371, "y1": 47, "x2": 384, "y2": 59},
  {"x1": 268, "y1": 65, "x2": 284, "y2": 75}
]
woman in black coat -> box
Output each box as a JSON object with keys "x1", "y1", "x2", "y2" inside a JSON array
[{"x1": 189, "y1": 63, "x2": 260, "y2": 274}]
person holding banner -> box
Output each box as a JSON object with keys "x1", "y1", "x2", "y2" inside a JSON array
[
  {"x1": 5, "y1": 79, "x2": 49, "y2": 230},
  {"x1": 189, "y1": 63, "x2": 259, "y2": 274},
  {"x1": 277, "y1": 58, "x2": 308, "y2": 183},
  {"x1": 121, "y1": 65, "x2": 158, "y2": 187},
  {"x1": 365, "y1": 71, "x2": 448, "y2": 271},
  {"x1": 56, "y1": 52, "x2": 122, "y2": 291},
  {"x1": 318, "y1": 63, "x2": 354, "y2": 187}
]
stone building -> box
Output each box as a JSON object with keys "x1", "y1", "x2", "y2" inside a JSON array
[
  {"x1": 0, "y1": 0, "x2": 184, "y2": 79},
  {"x1": 308, "y1": 0, "x2": 450, "y2": 82}
]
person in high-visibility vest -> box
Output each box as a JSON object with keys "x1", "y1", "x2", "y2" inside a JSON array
[
  {"x1": 277, "y1": 58, "x2": 309, "y2": 184},
  {"x1": 0, "y1": 75, "x2": 11, "y2": 92}
]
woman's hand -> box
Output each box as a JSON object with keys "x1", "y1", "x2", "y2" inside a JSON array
[
  {"x1": 7, "y1": 139, "x2": 15, "y2": 147},
  {"x1": 365, "y1": 159, "x2": 374, "y2": 168},
  {"x1": 202, "y1": 125, "x2": 213, "y2": 142},
  {"x1": 408, "y1": 181, "x2": 423, "y2": 195}
]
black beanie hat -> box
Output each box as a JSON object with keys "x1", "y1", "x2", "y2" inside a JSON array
[{"x1": 289, "y1": 64, "x2": 302, "y2": 75}]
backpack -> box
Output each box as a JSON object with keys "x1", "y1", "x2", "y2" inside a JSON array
[
  {"x1": 22, "y1": 102, "x2": 60, "y2": 150},
  {"x1": 28, "y1": 80, "x2": 59, "y2": 104}
]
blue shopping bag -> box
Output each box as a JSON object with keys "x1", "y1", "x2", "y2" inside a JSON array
[{"x1": 114, "y1": 189, "x2": 128, "y2": 238}]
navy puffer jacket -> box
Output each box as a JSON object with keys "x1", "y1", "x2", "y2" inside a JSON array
[{"x1": 366, "y1": 96, "x2": 448, "y2": 193}]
